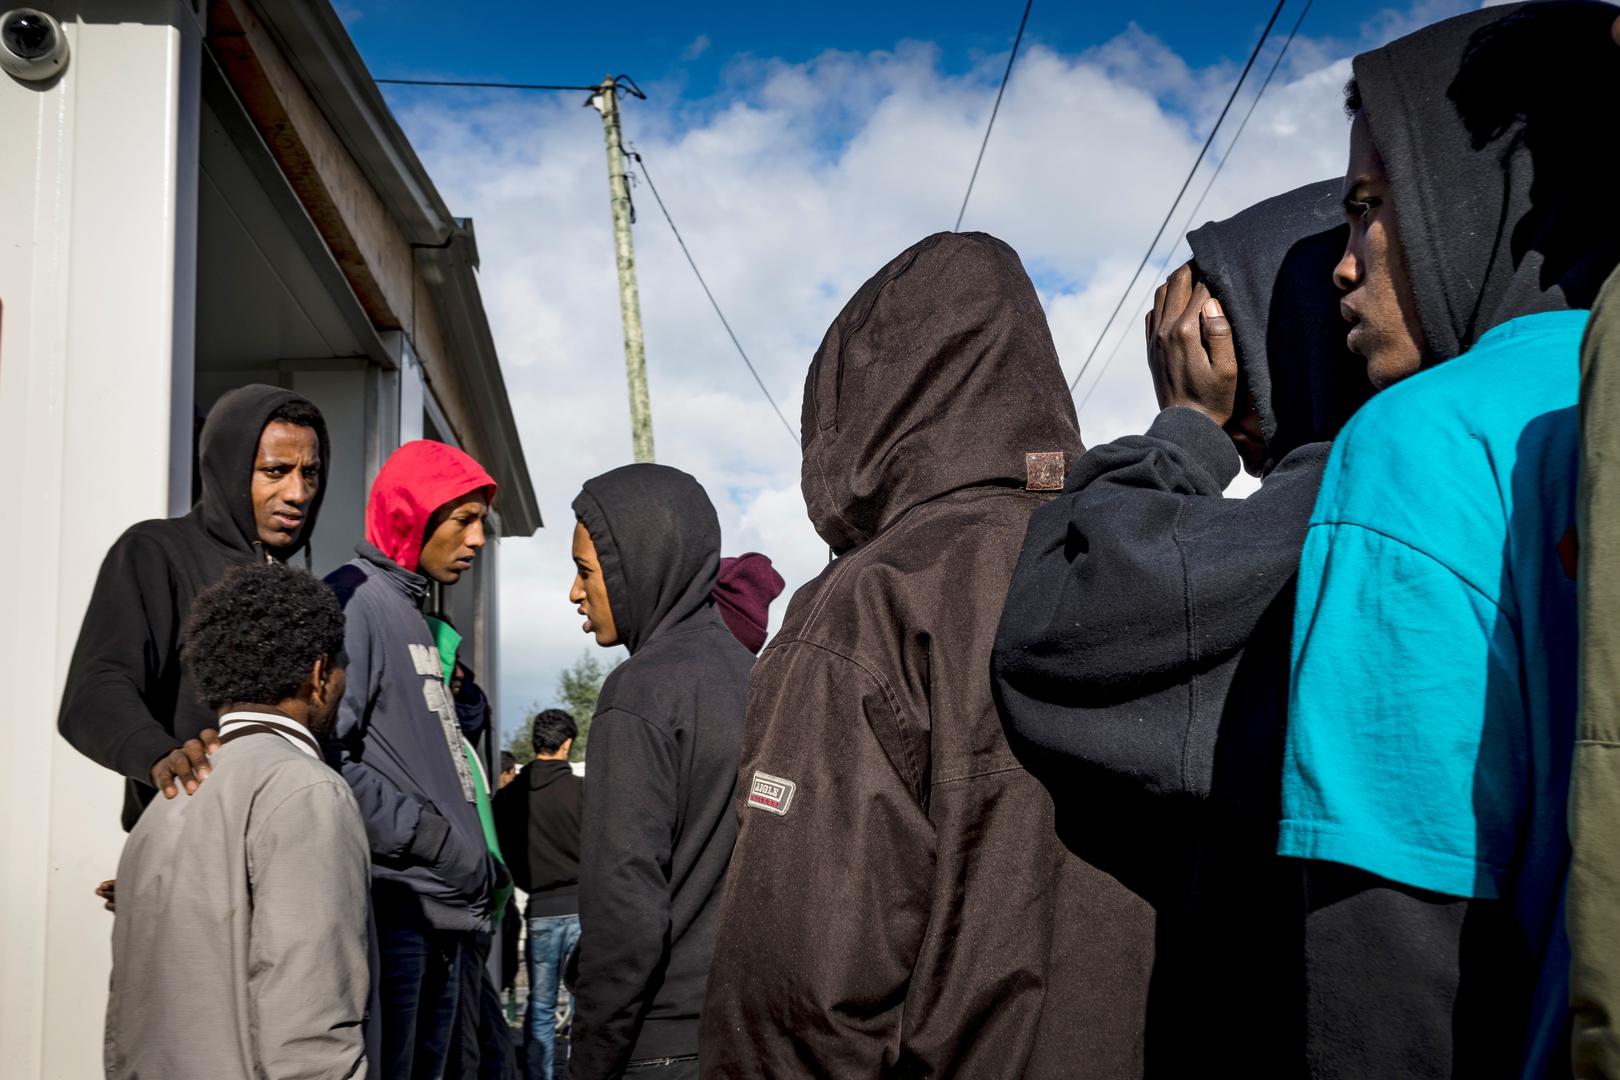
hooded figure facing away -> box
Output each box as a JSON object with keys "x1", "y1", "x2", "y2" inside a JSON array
[
  {"x1": 59, "y1": 384, "x2": 329, "y2": 830},
  {"x1": 701, "y1": 233, "x2": 1155, "y2": 1079},
  {"x1": 567, "y1": 464, "x2": 752, "y2": 1080},
  {"x1": 1279, "y1": 5, "x2": 1620, "y2": 1076},
  {"x1": 712, "y1": 552, "x2": 786, "y2": 654},
  {"x1": 992, "y1": 180, "x2": 1369, "y2": 1074},
  {"x1": 326, "y1": 439, "x2": 500, "y2": 1080}
]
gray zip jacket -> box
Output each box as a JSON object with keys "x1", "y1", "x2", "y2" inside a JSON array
[
  {"x1": 106, "y1": 722, "x2": 370, "y2": 1079},
  {"x1": 326, "y1": 543, "x2": 494, "y2": 930}
]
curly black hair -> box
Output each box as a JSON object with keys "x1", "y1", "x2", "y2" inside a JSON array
[
  {"x1": 531, "y1": 708, "x2": 578, "y2": 755},
  {"x1": 182, "y1": 563, "x2": 347, "y2": 710}
]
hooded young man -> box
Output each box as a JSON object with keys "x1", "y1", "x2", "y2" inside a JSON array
[
  {"x1": 1278, "y1": 5, "x2": 1620, "y2": 1076},
  {"x1": 325, "y1": 439, "x2": 500, "y2": 1080},
  {"x1": 59, "y1": 384, "x2": 329, "y2": 830},
  {"x1": 701, "y1": 232, "x2": 1155, "y2": 1079},
  {"x1": 991, "y1": 180, "x2": 1370, "y2": 1073},
  {"x1": 566, "y1": 462, "x2": 752, "y2": 1079},
  {"x1": 106, "y1": 561, "x2": 366, "y2": 1080}
]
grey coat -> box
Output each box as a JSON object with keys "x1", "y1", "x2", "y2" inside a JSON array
[{"x1": 106, "y1": 732, "x2": 371, "y2": 1079}]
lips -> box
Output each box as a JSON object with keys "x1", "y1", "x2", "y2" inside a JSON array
[{"x1": 272, "y1": 511, "x2": 304, "y2": 530}]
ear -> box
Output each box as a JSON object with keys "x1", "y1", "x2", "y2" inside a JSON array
[
  {"x1": 559, "y1": 737, "x2": 575, "y2": 758},
  {"x1": 310, "y1": 655, "x2": 335, "y2": 706}
]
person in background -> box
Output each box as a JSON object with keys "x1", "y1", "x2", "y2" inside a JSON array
[
  {"x1": 712, "y1": 552, "x2": 785, "y2": 655},
  {"x1": 500, "y1": 752, "x2": 519, "y2": 791},
  {"x1": 326, "y1": 439, "x2": 500, "y2": 1080},
  {"x1": 494, "y1": 709, "x2": 583, "y2": 1080},
  {"x1": 106, "y1": 562, "x2": 367, "y2": 1079},
  {"x1": 60, "y1": 385, "x2": 329, "y2": 832},
  {"x1": 702, "y1": 233, "x2": 1153, "y2": 1078},
  {"x1": 568, "y1": 464, "x2": 751, "y2": 1080},
  {"x1": 1279, "y1": 5, "x2": 1620, "y2": 1076},
  {"x1": 993, "y1": 180, "x2": 1370, "y2": 1072}
]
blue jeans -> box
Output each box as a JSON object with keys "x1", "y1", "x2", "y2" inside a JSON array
[
  {"x1": 525, "y1": 914, "x2": 581, "y2": 1080},
  {"x1": 378, "y1": 912, "x2": 464, "y2": 1080}
]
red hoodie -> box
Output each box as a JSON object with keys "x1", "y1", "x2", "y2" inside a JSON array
[{"x1": 366, "y1": 440, "x2": 498, "y2": 573}]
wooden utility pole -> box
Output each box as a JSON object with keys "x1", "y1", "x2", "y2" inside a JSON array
[{"x1": 591, "y1": 76, "x2": 654, "y2": 463}]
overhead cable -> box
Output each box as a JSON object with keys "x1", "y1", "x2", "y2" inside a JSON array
[
  {"x1": 1075, "y1": 0, "x2": 1315, "y2": 413},
  {"x1": 1067, "y1": 0, "x2": 1287, "y2": 392},
  {"x1": 624, "y1": 145, "x2": 800, "y2": 446},
  {"x1": 955, "y1": 0, "x2": 1035, "y2": 232}
]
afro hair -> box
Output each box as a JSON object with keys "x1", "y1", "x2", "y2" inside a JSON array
[{"x1": 181, "y1": 562, "x2": 346, "y2": 711}]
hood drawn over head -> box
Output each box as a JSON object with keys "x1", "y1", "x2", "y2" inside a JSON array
[
  {"x1": 713, "y1": 552, "x2": 786, "y2": 655},
  {"x1": 1188, "y1": 179, "x2": 1373, "y2": 471},
  {"x1": 572, "y1": 463, "x2": 722, "y2": 655},
  {"x1": 366, "y1": 440, "x2": 497, "y2": 573},
  {"x1": 196, "y1": 384, "x2": 330, "y2": 559},
  {"x1": 1354, "y1": 0, "x2": 1620, "y2": 361},
  {"x1": 802, "y1": 232, "x2": 1084, "y2": 554}
]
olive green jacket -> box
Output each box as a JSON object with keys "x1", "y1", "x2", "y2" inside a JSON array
[{"x1": 1573, "y1": 263, "x2": 1620, "y2": 1078}]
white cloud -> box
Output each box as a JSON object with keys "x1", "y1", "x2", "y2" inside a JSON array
[
  {"x1": 684, "y1": 34, "x2": 712, "y2": 61},
  {"x1": 386, "y1": 2, "x2": 1469, "y2": 737}
]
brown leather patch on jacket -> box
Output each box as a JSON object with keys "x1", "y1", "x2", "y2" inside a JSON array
[{"x1": 1024, "y1": 451, "x2": 1066, "y2": 491}]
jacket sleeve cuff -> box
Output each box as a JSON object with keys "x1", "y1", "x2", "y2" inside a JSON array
[
  {"x1": 1147, "y1": 407, "x2": 1241, "y2": 490},
  {"x1": 410, "y1": 804, "x2": 451, "y2": 865},
  {"x1": 114, "y1": 726, "x2": 187, "y2": 787}
]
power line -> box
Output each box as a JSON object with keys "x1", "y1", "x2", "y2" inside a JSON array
[
  {"x1": 624, "y1": 145, "x2": 800, "y2": 446},
  {"x1": 1067, "y1": 0, "x2": 1286, "y2": 392},
  {"x1": 375, "y1": 77, "x2": 602, "y2": 91},
  {"x1": 1074, "y1": 0, "x2": 1314, "y2": 413},
  {"x1": 955, "y1": 0, "x2": 1034, "y2": 232}
]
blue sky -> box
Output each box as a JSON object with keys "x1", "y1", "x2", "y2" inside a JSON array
[
  {"x1": 342, "y1": 1, "x2": 1373, "y2": 104},
  {"x1": 330, "y1": 0, "x2": 1472, "y2": 733}
]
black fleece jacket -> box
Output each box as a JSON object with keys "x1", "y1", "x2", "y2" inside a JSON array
[
  {"x1": 569, "y1": 464, "x2": 752, "y2": 1079},
  {"x1": 57, "y1": 384, "x2": 329, "y2": 830},
  {"x1": 991, "y1": 181, "x2": 1370, "y2": 1074},
  {"x1": 494, "y1": 759, "x2": 583, "y2": 917}
]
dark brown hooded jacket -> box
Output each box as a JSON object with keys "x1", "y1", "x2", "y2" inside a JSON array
[{"x1": 700, "y1": 232, "x2": 1155, "y2": 1078}]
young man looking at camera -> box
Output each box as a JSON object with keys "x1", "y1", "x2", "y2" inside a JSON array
[
  {"x1": 106, "y1": 562, "x2": 368, "y2": 1080},
  {"x1": 326, "y1": 439, "x2": 502, "y2": 1080},
  {"x1": 59, "y1": 385, "x2": 329, "y2": 831}
]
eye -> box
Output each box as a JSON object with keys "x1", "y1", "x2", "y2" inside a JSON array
[{"x1": 1350, "y1": 196, "x2": 1382, "y2": 222}]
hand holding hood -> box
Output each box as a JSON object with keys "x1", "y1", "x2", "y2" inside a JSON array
[
  {"x1": 196, "y1": 384, "x2": 330, "y2": 559},
  {"x1": 1188, "y1": 179, "x2": 1372, "y2": 471},
  {"x1": 366, "y1": 440, "x2": 497, "y2": 573},
  {"x1": 572, "y1": 463, "x2": 722, "y2": 654},
  {"x1": 802, "y1": 232, "x2": 1084, "y2": 554},
  {"x1": 1354, "y1": 0, "x2": 1620, "y2": 361}
]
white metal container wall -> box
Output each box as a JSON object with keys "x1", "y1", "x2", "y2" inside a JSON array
[{"x1": 0, "y1": 3, "x2": 201, "y2": 1077}]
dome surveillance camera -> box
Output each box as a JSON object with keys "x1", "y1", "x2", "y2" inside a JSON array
[{"x1": 1, "y1": 8, "x2": 69, "y2": 83}]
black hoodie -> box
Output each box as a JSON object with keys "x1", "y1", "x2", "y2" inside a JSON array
[
  {"x1": 1353, "y1": 0, "x2": 1620, "y2": 366},
  {"x1": 493, "y1": 758, "x2": 583, "y2": 917},
  {"x1": 990, "y1": 181, "x2": 1369, "y2": 1074},
  {"x1": 568, "y1": 464, "x2": 752, "y2": 1078},
  {"x1": 703, "y1": 233, "x2": 1156, "y2": 1079},
  {"x1": 58, "y1": 384, "x2": 329, "y2": 830}
]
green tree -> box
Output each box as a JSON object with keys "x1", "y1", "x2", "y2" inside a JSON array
[
  {"x1": 503, "y1": 721, "x2": 535, "y2": 766},
  {"x1": 558, "y1": 649, "x2": 615, "y2": 762}
]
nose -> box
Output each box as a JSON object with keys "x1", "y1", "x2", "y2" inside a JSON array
[
  {"x1": 284, "y1": 470, "x2": 310, "y2": 506},
  {"x1": 1333, "y1": 241, "x2": 1360, "y2": 294},
  {"x1": 466, "y1": 519, "x2": 487, "y2": 551},
  {"x1": 570, "y1": 576, "x2": 586, "y2": 605}
]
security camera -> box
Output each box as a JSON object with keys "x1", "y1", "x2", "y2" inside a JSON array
[{"x1": 1, "y1": 9, "x2": 69, "y2": 83}]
